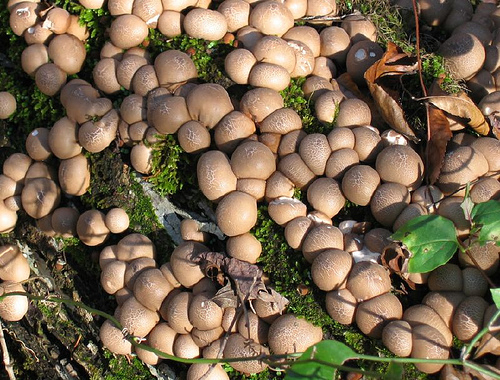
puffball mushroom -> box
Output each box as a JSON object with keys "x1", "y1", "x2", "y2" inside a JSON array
[
  {"x1": 163, "y1": 291, "x2": 194, "y2": 334},
  {"x1": 48, "y1": 34, "x2": 86, "y2": 75},
  {"x1": 116, "y1": 233, "x2": 156, "y2": 262},
  {"x1": 169, "y1": 241, "x2": 206, "y2": 288},
  {"x1": 438, "y1": 32, "x2": 485, "y2": 80},
  {"x1": 133, "y1": 268, "x2": 173, "y2": 311},
  {"x1": 301, "y1": 224, "x2": 343, "y2": 263},
  {"x1": 51, "y1": 207, "x2": 80, "y2": 238},
  {"x1": 76, "y1": 210, "x2": 110, "y2": 246},
  {"x1": 0, "y1": 244, "x2": 30, "y2": 282},
  {"x1": 0, "y1": 281, "x2": 29, "y2": 321},
  {"x1": 105, "y1": 208, "x2": 129, "y2": 234},
  {"x1": 48, "y1": 117, "x2": 81, "y2": 159},
  {"x1": 376, "y1": 145, "x2": 424, "y2": 190},
  {"x1": 311, "y1": 249, "x2": 352, "y2": 291},
  {"x1": 58, "y1": 154, "x2": 91, "y2": 196},
  {"x1": 355, "y1": 292, "x2": 403, "y2": 339},
  {"x1": 35, "y1": 63, "x2": 67, "y2": 96},
  {"x1": 183, "y1": 8, "x2": 228, "y2": 41},
  {"x1": 216, "y1": 191, "x2": 257, "y2": 236},
  {"x1": 109, "y1": 15, "x2": 149, "y2": 49},
  {"x1": 21, "y1": 177, "x2": 60, "y2": 219},
  {"x1": 197, "y1": 150, "x2": 237, "y2": 201},
  {"x1": 268, "y1": 314, "x2": 323, "y2": 354},
  {"x1": 119, "y1": 296, "x2": 160, "y2": 337},
  {"x1": 347, "y1": 261, "x2": 391, "y2": 302},
  {"x1": 154, "y1": 50, "x2": 198, "y2": 90},
  {"x1": 130, "y1": 143, "x2": 153, "y2": 174},
  {"x1": 0, "y1": 92, "x2": 16, "y2": 119},
  {"x1": 99, "y1": 319, "x2": 133, "y2": 355},
  {"x1": 186, "y1": 83, "x2": 234, "y2": 129},
  {"x1": 249, "y1": 1, "x2": 294, "y2": 37},
  {"x1": 240, "y1": 87, "x2": 284, "y2": 123},
  {"x1": 224, "y1": 333, "x2": 269, "y2": 373},
  {"x1": 9, "y1": 1, "x2": 41, "y2": 36},
  {"x1": 100, "y1": 260, "x2": 127, "y2": 294}
]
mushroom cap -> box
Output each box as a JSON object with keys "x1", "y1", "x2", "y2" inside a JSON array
[
  {"x1": 0, "y1": 282, "x2": 28, "y2": 321},
  {"x1": 453, "y1": 296, "x2": 489, "y2": 342},
  {"x1": 237, "y1": 311, "x2": 269, "y2": 344},
  {"x1": 130, "y1": 143, "x2": 153, "y2": 175},
  {"x1": 76, "y1": 210, "x2": 110, "y2": 246},
  {"x1": 25, "y1": 127, "x2": 51, "y2": 161},
  {"x1": 157, "y1": 10, "x2": 184, "y2": 38},
  {"x1": 224, "y1": 48, "x2": 256, "y2": 85},
  {"x1": 278, "y1": 153, "x2": 316, "y2": 189},
  {"x1": 403, "y1": 304, "x2": 453, "y2": 346},
  {"x1": 302, "y1": 224, "x2": 343, "y2": 263},
  {"x1": 411, "y1": 324, "x2": 449, "y2": 374},
  {"x1": 183, "y1": 8, "x2": 228, "y2": 41},
  {"x1": 325, "y1": 288, "x2": 357, "y2": 325},
  {"x1": 51, "y1": 207, "x2": 79, "y2": 238},
  {"x1": 217, "y1": 0, "x2": 250, "y2": 33},
  {"x1": 315, "y1": 90, "x2": 345, "y2": 124},
  {"x1": 21, "y1": 43, "x2": 48, "y2": 77},
  {"x1": 109, "y1": 14, "x2": 148, "y2": 49},
  {"x1": 116, "y1": 233, "x2": 156, "y2": 262},
  {"x1": 302, "y1": 75, "x2": 334, "y2": 100},
  {"x1": 177, "y1": 121, "x2": 211, "y2": 154},
  {"x1": 169, "y1": 241, "x2": 206, "y2": 288},
  {"x1": 79, "y1": 109, "x2": 119, "y2": 153},
  {"x1": 186, "y1": 83, "x2": 234, "y2": 129},
  {"x1": 299, "y1": 133, "x2": 331, "y2": 176},
  {"x1": 470, "y1": 177, "x2": 500, "y2": 203},
  {"x1": 124, "y1": 257, "x2": 156, "y2": 289},
  {"x1": 0, "y1": 244, "x2": 30, "y2": 282},
  {"x1": 382, "y1": 320, "x2": 412, "y2": 357},
  {"x1": 268, "y1": 197, "x2": 307, "y2": 226},
  {"x1": 437, "y1": 196, "x2": 470, "y2": 237},
  {"x1": 154, "y1": 50, "x2": 197, "y2": 88},
  {"x1": 289, "y1": 40, "x2": 315, "y2": 78},
  {"x1": 152, "y1": 95, "x2": 191, "y2": 135},
  {"x1": 116, "y1": 54, "x2": 147, "y2": 91},
  {"x1": 336, "y1": 99, "x2": 372, "y2": 127},
  {"x1": 3, "y1": 153, "x2": 32, "y2": 184},
  {"x1": 342, "y1": 165, "x2": 380, "y2": 206},
  {"x1": 99, "y1": 245, "x2": 118, "y2": 270},
  {"x1": 249, "y1": 1, "x2": 294, "y2": 37},
  {"x1": 459, "y1": 239, "x2": 499, "y2": 276},
  {"x1": 48, "y1": 117, "x2": 81, "y2": 159},
  {"x1": 284, "y1": 216, "x2": 313, "y2": 250},
  {"x1": 48, "y1": 34, "x2": 86, "y2": 75},
  {"x1": 21, "y1": 177, "x2": 60, "y2": 219},
  {"x1": 187, "y1": 364, "x2": 229, "y2": 380},
  {"x1": 226, "y1": 232, "x2": 262, "y2": 263},
  {"x1": 9, "y1": 2, "x2": 41, "y2": 36},
  {"x1": 131, "y1": 64, "x2": 159, "y2": 97},
  {"x1": 189, "y1": 294, "x2": 223, "y2": 331},
  {"x1": 163, "y1": 291, "x2": 194, "y2": 334},
  {"x1": 438, "y1": 32, "x2": 485, "y2": 80},
  {"x1": 58, "y1": 154, "x2": 90, "y2": 196},
  {"x1": 236, "y1": 25, "x2": 264, "y2": 50},
  {"x1": 376, "y1": 145, "x2": 424, "y2": 190},
  {"x1": 427, "y1": 263, "x2": 463, "y2": 292},
  {"x1": 370, "y1": 182, "x2": 411, "y2": 227},
  {"x1": 268, "y1": 314, "x2": 323, "y2": 354},
  {"x1": 248, "y1": 62, "x2": 291, "y2": 91},
  {"x1": 224, "y1": 333, "x2": 269, "y2": 373},
  {"x1": 105, "y1": 208, "x2": 129, "y2": 234},
  {"x1": 0, "y1": 91, "x2": 16, "y2": 120},
  {"x1": 99, "y1": 319, "x2": 133, "y2": 355},
  {"x1": 347, "y1": 261, "x2": 391, "y2": 302},
  {"x1": 100, "y1": 260, "x2": 127, "y2": 294},
  {"x1": 133, "y1": 268, "x2": 173, "y2": 311},
  {"x1": 231, "y1": 141, "x2": 276, "y2": 180},
  {"x1": 240, "y1": 87, "x2": 284, "y2": 123},
  {"x1": 119, "y1": 296, "x2": 160, "y2": 337},
  {"x1": 283, "y1": 25, "x2": 321, "y2": 57},
  {"x1": 325, "y1": 148, "x2": 360, "y2": 180},
  {"x1": 24, "y1": 23, "x2": 53, "y2": 45},
  {"x1": 307, "y1": 177, "x2": 345, "y2": 218},
  {"x1": 355, "y1": 292, "x2": 403, "y2": 339},
  {"x1": 252, "y1": 36, "x2": 296, "y2": 74},
  {"x1": 311, "y1": 249, "x2": 352, "y2": 291},
  {"x1": 346, "y1": 40, "x2": 384, "y2": 86},
  {"x1": 422, "y1": 291, "x2": 466, "y2": 329},
  {"x1": 197, "y1": 150, "x2": 237, "y2": 202},
  {"x1": 341, "y1": 15, "x2": 377, "y2": 43},
  {"x1": 471, "y1": 137, "x2": 500, "y2": 172},
  {"x1": 319, "y1": 26, "x2": 351, "y2": 65},
  {"x1": 35, "y1": 63, "x2": 67, "y2": 96},
  {"x1": 216, "y1": 191, "x2": 257, "y2": 236}
]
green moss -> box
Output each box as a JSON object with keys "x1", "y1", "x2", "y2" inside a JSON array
[{"x1": 103, "y1": 350, "x2": 152, "y2": 380}]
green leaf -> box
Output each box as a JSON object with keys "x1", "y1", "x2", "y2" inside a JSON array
[
  {"x1": 492, "y1": 288, "x2": 500, "y2": 309},
  {"x1": 384, "y1": 362, "x2": 404, "y2": 380},
  {"x1": 392, "y1": 215, "x2": 459, "y2": 273},
  {"x1": 471, "y1": 200, "x2": 500, "y2": 246},
  {"x1": 285, "y1": 340, "x2": 357, "y2": 380}
]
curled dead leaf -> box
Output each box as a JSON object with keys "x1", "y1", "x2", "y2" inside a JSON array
[{"x1": 381, "y1": 242, "x2": 416, "y2": 290}]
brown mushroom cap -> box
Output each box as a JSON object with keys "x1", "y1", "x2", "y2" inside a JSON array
[
  {"x1": 346, "y1": 40, "x2": 384, "y2": 86},
  {"x1": 438, "y1": 32, "x2": 485, "y2": 80},
  {"x1": 109, "y1": 14, "x2": 148, "y2": 49},
  {"x1": 21, "y1": 43, "x2": 48, "y2": 77},
  {"x1": 437, "y1": 196, "x2": 471, "y2": 237},
  {"x1": 35, "y1": 63, "x2": 67, "y2": 96},
  {"x1": 124, "y1": 257, "x2": 156, "y2": 289},
  {"x1": 355, "y1": 292, "x2": 403, "y2": 339},
  {"x1": 336, "y1": 99, "x2": 372, "y2": 127},
  {"x1": 163, "y1": 291, "x2": 194, "y2": 334},
  {"x1": 315, "y1": 90, "x2": 345, "y2": 124},
  {"x1": 248, "y1": 62, "x2": 291, "y2": 91},
  {"x1": 169, "y1": 241, "x2": 206, "y2": 288},
  {"x1": 133, "y1": 268, "x2": 173, "y2": 311},
  {"x1": 197, "y1": 150, "x2": 237, "y2": 202},
  {"x1": 100, "y1": 260, "x2": 127, "y2": 294},
  {"x1": 302, "y1": 224, "x2": 343, "y2": 263},
  {"x1": 76, "y1": 210, "x2": 110, "y2": 246},
  {"x1": 252, "y1": 36, "x2": 296, "y2": 73},
  {"x1": 188, "y1": 294, "x2": 223, "y2": 331},
  {"x1": 311, "y1": 249, "x2": 352, "y2": 291},
  {"x1": 224, "y1": 333, "x2": 269, "y2": 373},
  {"x1": 347, "y1": 261, "x2": 391, "y2": 302},
  {"x1": 376, "y1": 145, "x2": 424, "y2": 190},
  {"x1": 187, "y1": 363, "x2": 229, "y2": 380},
  {"x1": 183, "y1": 8, "x2": 228, "y2": 41},
  {"x1": 0, "y1": 281, "x2": 28, "y2": 321},
  {"x1": 130, "y1": 143, "x2": 153, "y2": 175},
  {"x1": 224, "y1": 48, "x2": 256, "y2": 85},
  {"x1": 216, "y1": 191, "x2": 257, "y2": 236},
  {"x1": 459, "y1": 239, "x2": 499, "y2": 276},
  {"x1": 99, "y1": 319, "x2": 133, "y2": 355},
  {"x1": 427, "y1": 263, "x2": 463, "y2": 292},
  {"x1": 58, "y1": 154, "x2": 90, "y2": 196},
  {"x1": 226, "y1": 232, "x2": 262, "y2": 263},
  {"x1": 319, "y1": 26, "x2": 351, "y2": 65},
  {"x1": 25, "y1": 127, "x2": 51, "y2": 161},
  {"x1": 268, "y1": 313, "x2": 323, "y2": 355},
  {"x1": 115, "y1": 233, "x2": 155, "y2": 263},
  {"x1": 0, "y1": 91, "x2": 16, "y2": 119},
  {"x1": 471, "y1": 137, "x2": 500, "y2": 173},
  {"x1": 48, "y1": 117, "x2": 81, "y2": 159},
  {"x1": 0, "y1": 244, "x2": 30, "y2": 282},
  {"x1": 403, "y1": 304, "x2": 453, "y2": 346},
  {"x1": 9, "y1": 2, "x2": 41, "y2": 36},
  {"x1": 298, "y1": 133, "x2": 331, "y2": 176},
  {"x1": 3, "y1": 153, "x2": 31, "y2": 184},
  {"x1": 283, "y1": 25, "x2": 320, "y2": 57},
  {"x1": 470, "y1": 177, "x2": 500, "y2": 203},
  {"x1": 154, "y1": 50, "x2": 197, "y2": 89},
  {"x1": 51, "y1": 207, "x2": 79, "y2": 238},
  {"x1": 370, "y1": 183, "x2": 411, "y2": 227},
  {"x1": 342, "y1": 165, "x2": 380, "y2": 206},
  {"x1": 249, "y1": 1, "x2": 294, "y2": 37},
  {"x1": 382, "y1": 320, "x2": 412, "y2": 357},
  {"x1": 411, "y1": 324, "x2": 450, "y2": 374},
  {"x1": 325, "y1": 288, "x2": 357, "y2": 325},
  {"x1": 186, "y1": 83, "x2": 234, "y2": 129},
  {"x1": 453, "y1": 295, "x2": 489, "y2": 342},
  {"x1": 422, "y1": 291, "x2": 466, "y2": 329},
  {"x1": 119, "y1": 296, "x2": 160, "y2": 337},
  {"x1": 307, "y1": 177, "x2": 345, "y2": 218},
  {"x1": 278, "y1": 153, "x2": 316, "y2": 190},
  {"x1": 21, "y1": 177, "x2": 60, "y2": 219},
  {"x1": 79, "y1": 109, "x2": 119, "y2": 153},
  {"x1": 240, "y1": 87, "x2": 284, "y2": 123},
  {"x1": 48, "y1": 34, "x2": 86, "y2": 75},
  {"x1": 230, "y1": 141, "x2": 276, "y2": 180}
]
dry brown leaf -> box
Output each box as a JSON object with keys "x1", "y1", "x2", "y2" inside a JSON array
[
  {"x1": 425, "y1": 92, "x2": 490, "y2": 135},
  {"x1": 426, "y1": 104, "x2": 452, "y2": 185},
  {"x1": 381, "y1": 242, "x2": 416, "y2": 290},
  {"x1": 364, "y1": 42, "x2": 419, "y2": 141}
]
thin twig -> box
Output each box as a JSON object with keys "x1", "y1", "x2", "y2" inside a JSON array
[{"x1": 0, "y1": 321, "x2": 16, "y2": 380}]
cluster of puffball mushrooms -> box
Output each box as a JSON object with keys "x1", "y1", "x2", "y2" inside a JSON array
[{"x1": 1, "y1": 0, "x2": 500, "y2": 377}]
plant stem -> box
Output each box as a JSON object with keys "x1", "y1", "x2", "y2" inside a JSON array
[{"x1": 463, "y1": 308, "x2": 500, "y2": 360}]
